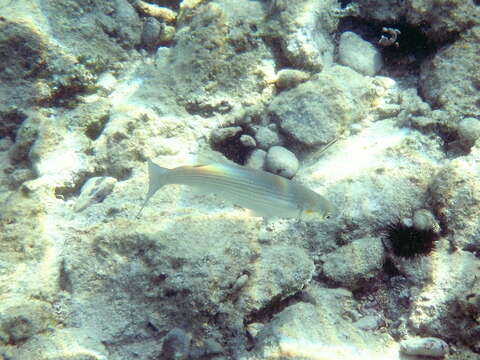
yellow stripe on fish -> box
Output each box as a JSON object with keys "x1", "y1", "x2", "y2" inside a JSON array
[{"x1": 137, "y1": 159, "x2": 335, "y2": 219}]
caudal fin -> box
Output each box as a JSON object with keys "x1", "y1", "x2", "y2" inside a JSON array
[{"x1": 136, "y1": 160, "x2": 169, "y2": 218}]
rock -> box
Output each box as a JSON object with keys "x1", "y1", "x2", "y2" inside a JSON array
[
  {"x1": 210, "y1": 126, "x2": 243, "y2": 144},
  {"x1": 321, "y1": 237, "x2": 384, "y2": 290},
  {"x1": 161, "y1": 328, "x2": 192, "y2": 360},
  {"x1": 74, "y1": 176, "x2": 117, "y2": 212},
  {"x1": 238, "y1": 246, "x2": 314, "y2": 313},
  {"x1": 245, "y1": 149, "x2": 266, "y2": 170},
  {"x1": 96, "y1": 72, "x2": 117, "y2": 93},
  {"x1": 239, "y1": 134, "x2": 256, "y2": 148},
  {"x1": 275, "y1": 69, "x2": 310, "y2": 90},
  {"x1": 338, "y1": 32, "x2": 383, "y2": 76},
  {"x1": 44, "y1": 0, "x2": 141, "y2": 60},
  {"x1": 407, "y1": 250, "x2": 480, "y2": 346},
  {"x1": 7, "y1": 168, "x2": 35, "y2": 188},
  {"x1": 400, "y1": 337, "x2": 449, "y2": 357},
  {"x1": 246, "y1": 322, "x2": 264, "y2": 339},
  {"x1": 429, "y1": 156, "x2": 480, "y2": 250},
  {"x1": 253, "y1": 126, "x2": 281, "y2": 150},
  {"x1": 420, "y1": 27, "x2": 480, "y2": 118},
  {"x1": 142, "y1": 17, "x2": 162, "y2": 51},
  {"x1": 265, "y1": 146, "x2": 299, "y2": 179},
  {"x1": 0, "y1": 299, "x2": 54, "y2": 345},
  {"x1": 457, "y1": 117, "x2": 480, "y2": 148},
  {"x1": 168, "y1": 1, "x2": 273, "y2": 115},
  {"x1": 190, "y1": 338, "x2": 224, "y2": 359},
  {"x1": 160, "y1": 25, "x2": 176, "y2": 44},
  {"x1": 1, "y1": 328, "x2": 108, "y2": 360},
  {"x1": 250, "y1": 298, "x2": 397, "y2": 360},
  {"x1": 354, "y1": 0, "x2": 480, "y2": 43},
  {"x1": 1, "y1": 0, "x2": 140, "y2": 109},
  {"x1": 8, "y1": 116, "x2": 39, "y2": 164},
  {"x1": 353, "y1": 315, "x2": 383, "y2": 331},
  {"x1": 270, "y1": 0, "x2": 337, "y2": 71},
  {"x1": 269, "y1": 66, "x2": 371, "y2": 148},
  {"x1": 412, "y1": 209, "x2": 437, "y2": 232}
]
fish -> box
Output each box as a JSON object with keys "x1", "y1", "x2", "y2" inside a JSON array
[{"x1": 137, "y1": 159, "x2": 335, "y2": 219}]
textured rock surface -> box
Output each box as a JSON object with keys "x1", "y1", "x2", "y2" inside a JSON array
[
  {"x1": 265, "y1": 146, "x2": 299, "y2": 178},
  {"x1": 400, "y1": 337, "x2": 449, "y2": 357},
  {"x1": 264, "y1": 0, "x2": 338, "y2": 71},
  {"x1": 269, "y1": 65, "x2": 374, "y2": 148},
  {"x1": 1, "y1": 0, "x2": 480, "y2": 358},
  {"x1": 166, "y1": 0, "x2": 275, "y2": 116},
  {"x1": 429, "y1": 154, "x2": 480, "y2": 250},
  {"x1": 352, "y1": 0, "x2": 480, "y2": 42},
  {"x1": 248, "y1": 289, "x2": 399, "y2": 360},
  {"x1": 320, "y1": 237, "x2": 385, "y2": 290},
  {"x1": 338, "y1": 31, "x2": 383, "y2": 76},
  {"x1": 420, "y1": 26, "x2": 480, "y2": 118}
]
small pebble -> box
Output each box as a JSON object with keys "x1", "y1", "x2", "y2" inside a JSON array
[
  {"x1": 276, "y1": 69, "x2": 310, "y2": 90},
  {"x1": 253, "y1": 126, "x2": 281, "y2": 150},
  {"x1": 161, "y1": 328, "x2": 192, "y2": 360},
  {"x1": 245, "y1": 149, "x2": 266, "y2": 170},
  {"x1": 240, "y1": 134, "x2": 256, "y2": 148},
  {"x1": 413, "y1": 209, "x2": 436, "y2": 232},
  {"x1": 400, "y1": 337, "x2": 449, "y2": 357},
  {"x1": 160, "y1": 25, "x2": 176, "y2": 43},
  {"x1": 210, "y1": 126, "x2": 242, "y2": 144},
  {"x1": 265, "y1": 146, "x2": 299, "y2": 179},
  {"x1": 458, "y1": 117, "x2": 480, "y2": 147}
]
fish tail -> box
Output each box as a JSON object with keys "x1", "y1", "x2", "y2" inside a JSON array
[{"x1": 136, "y1": 160, "x2": 169, "y2": 218}]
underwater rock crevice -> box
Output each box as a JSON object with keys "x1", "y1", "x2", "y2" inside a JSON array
[
  {"x1": 337, "y1": 16, "x2": 440, "y2": 75},
  {"x1": 244, "y1": 291, "x2": 303, "y2": 332}
]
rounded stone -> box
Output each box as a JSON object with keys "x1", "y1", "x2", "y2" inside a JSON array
[
  {"x1": 142, "y1": 17, "x2": 162, "y2": 51},
  {"x1": 210, "y1": 126, "x2": 242, "y2": 144},
  {"x1": 338, "y1": 31, "x2": 383, "y2": 76},
  {"x1": 412, "y1": 209, "x2": 436, "y2": 232},
  {"x1": 245, "y1": 149, "x2": 266, "y2": 170},
  {"x1": 400, "y1": 337, "x2": 448, "y2": 357},
  {"x1": 254, "y1": 126, "x2": 281, "y2": 150},
  {"x1": 240, "y1": 134, "x2": 256, "y2": 148},
  {"x1": 458, "y1": 117, "x2": 480, "y2": 146},
  {"x1": 160, "y1": 25, "x2": 176, "y2": 43},
  {"x1": 265, "y1": 146, "x2": 299, "y2": 178},
  {"x1": 276, "y1": 69, "x2": 310, "y2": 90}
]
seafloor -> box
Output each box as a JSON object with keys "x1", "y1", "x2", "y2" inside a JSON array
[{"x1": 0, "y1": 0, "x2": 479, "y2": 359}]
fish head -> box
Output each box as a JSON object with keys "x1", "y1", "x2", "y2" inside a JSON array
[{"x1": 301, "y1": 195, "x2": 337, "y2": 220}]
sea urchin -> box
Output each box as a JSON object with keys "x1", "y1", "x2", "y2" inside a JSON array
[{"x1": 386, "y1": 220, "x2": 439, "y2": 258}]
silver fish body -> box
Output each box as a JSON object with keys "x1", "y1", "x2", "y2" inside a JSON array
[{"x1": 138, "y1": 159, "x2": 334, "y2": 219}]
